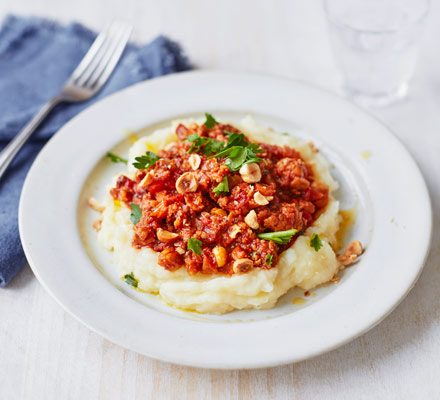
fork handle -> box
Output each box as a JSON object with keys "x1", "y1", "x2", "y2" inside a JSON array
[{"x1": 0, "y1": 97, "x2": 62, "y2": 181}]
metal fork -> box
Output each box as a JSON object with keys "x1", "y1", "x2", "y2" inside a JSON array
[{"x1": 0, "y1": 21, "x2": 132, "y2": 180}]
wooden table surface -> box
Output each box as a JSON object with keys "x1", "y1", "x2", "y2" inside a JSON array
[{"x1": 1, "y1": 1, "x2": 439, "y2": 399}]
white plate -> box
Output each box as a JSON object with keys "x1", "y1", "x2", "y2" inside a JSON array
[{"x1": 19, "y1": 71, "x2": 432, "y2": 369}]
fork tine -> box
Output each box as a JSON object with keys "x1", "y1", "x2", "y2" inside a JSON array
[
  {"x1": 87, "y1": 25, "x2": 132, "y2": 89},
  {"x1": 69, "y1": 23, "x2": 115, "y2": 82},
  {"x1": 74, "y1": 22, "x2": 123, "y2": 87}
]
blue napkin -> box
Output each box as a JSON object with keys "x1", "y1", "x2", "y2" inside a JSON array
[{"x1": 0, "y1": 15, "x2": 192, "y2": 287}]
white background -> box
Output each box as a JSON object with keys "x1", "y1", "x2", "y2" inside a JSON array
[{"x1": 1, "y1": 0, "x2": 439, "y2": 399}]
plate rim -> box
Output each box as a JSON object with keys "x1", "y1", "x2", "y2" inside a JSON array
[{"x1": 19, "y1": 70, "x2": 433, "y2": 369}]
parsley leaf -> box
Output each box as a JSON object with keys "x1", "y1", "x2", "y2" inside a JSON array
[
  {"x1": 187, "y1": 134, "x2": 201, "y2": 152},
  {"x1": 106, "y1": 152, "x2": 127, "y2": 164},
  {"x1": 132, "y1": 151, "x2": 160, "y2": 170},
  {"x1": 224, "y1": 147, "x2": 247, "y2": 171},
  {"x1": 225, "y1": 147, "x2": 262, "y2": 171},
  {"x1": 187, "y1": 237, "x2": 202, "y2": 255},
  {"x1": 124, "y1": 273, "x2": 138, "y2": 288},
  {"x1": 266, "y1": 254, "x2": 273, "y2": 266},
  {"x1": 258, "y1": 229, "x2": 298, "y2": 245},
  {"x1": 187, "y1": 134, "x2": 224, "y2": 155},
  {"x1": 204, "y1": 113, "x2": 218, "y2": 128},
  {"x1": 224, "y1": 132, "x2": 249, "y2": 147},
  {"x1": 214, "y1": 132, "x2": 262, "y2": 171},
  {"x1": 204, "y1": 138, "x2": 225, "y2": 155},
  {"x1": 187, "y1": 129, "x2": 262, "y2": 171},
  {"x1": 213, "y1": 176, "x2": 229, "y2": 195},
  {"x1": 310, "y1": 234, "x2": 323, "y2": 252},
  {"x1": 130, "y1": 203, "x2": 142, "y2": 224}
]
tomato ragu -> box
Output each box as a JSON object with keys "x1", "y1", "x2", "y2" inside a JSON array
[{"x1": 110, "y1": 116, "x2": 329, "y2": 275}]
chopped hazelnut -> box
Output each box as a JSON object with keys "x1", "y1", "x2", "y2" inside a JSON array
[
  {"x1": 338, "y1": 240, "x2": 363, "y2": 267},
  {"x1": 188, "y1": 154, "x2": 201, "y2": 170},
  {"x1": 232, "y1": 258, "x2": 254, "y2": 274},
  {"x1": 139, "y1": 172, "x2": 152, "y2": 188},
  {"x1": 253, "y1": 191, "x2": 270, "y2": 205},
  {"x1": 239, "y1": 163, "x2": 262, "y2": 183},
  {"x1": 228, "y1": 224, "x2": 242, "y2": 239},
  {"x1": 157, "y1": 228, "x2": 179, "y2": 242},
  {"x1": 92, "y1": 219, "x2": 102, "y2": 231},
  {"x1": 175, "y1": 172, "x2": 198, "y2": 194},
  {"x1": 213, "y1": 246, "x2": 227, "y2": 267},
  {"x1": 244, "y1": 210, "x2": 259, "y2": 230},
  {"x1": 88, "y1": 197, "x2": 105, "y2": 212}
]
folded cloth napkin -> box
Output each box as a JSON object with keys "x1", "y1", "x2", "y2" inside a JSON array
[{"x1": 0, "y1": 15, "x2": 191, "y2": 287}]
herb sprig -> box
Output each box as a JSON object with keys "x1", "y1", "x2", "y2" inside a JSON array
[
  {"x1": 266, "y1": 254, "x2": 273, "y2": 266},
  {"x1": 124, "y1": 273, "x2": 138, "y2": 288},
  {"x1": 213, "y1": 176, "x2": 229, "y2": 195},
  {"x1": 310, "y1": 234, "x2": 323, "y2": 252},
  {"x1": 187, "y1": 238, "x2": 202, "y2": 255},
  {"x1": 106, "y1": 152, "x2": 127, "y2": 165},
  {"x1": 187, "y1": 134, "x2": 224, "y2": 155},
  {"x1": 187, "y1": 114, "x2": 263, "y2": 172},
  {"x1": 132, "y1": 151, "x2": 160, "y2": 170},
  {"x1": 130, "y1": 203, "x2": 142, "y2": 224},
  {"x1": 258, "y1": 229, "x2": 298, "y2": 245},
  {"x1": 214, "y1": 132, "x2": 262, "y2": 171},
  {"x1": 204, "y1": 113, "x2": 218, "y2": 128}
]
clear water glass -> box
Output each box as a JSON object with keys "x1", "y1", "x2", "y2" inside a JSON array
[{"x1": 324, "y1": 0, "x2": 429, "y2": 107}]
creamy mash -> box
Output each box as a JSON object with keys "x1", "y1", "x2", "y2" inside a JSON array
[{"x1": 97, "y1": 117, "x2": 343, "y2": 314}]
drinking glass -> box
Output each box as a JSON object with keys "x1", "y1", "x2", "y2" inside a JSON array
[{"x1": 324, "y1": 0, "x2": 429, "y2": 106}]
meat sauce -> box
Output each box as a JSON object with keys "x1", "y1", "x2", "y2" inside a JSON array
[{"x1": 110, "y1": 122, "x2": 329, "y2": 275}]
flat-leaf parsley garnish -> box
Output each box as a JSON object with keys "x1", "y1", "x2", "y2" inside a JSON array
[
  {"x1": 130, "y1": 203, "x2": 142, "y2": 224},
  {"x1": 213, "y1": 176, "x2": 229, "y2": 195},
  {"x1": 310, "y1": 234, "x2": 323, "y2": 251},
  {"x1": 266, "y1": 254, "x2": 273, "y2": 266},
  {"x1": 187, "y1": 237, "x2": 202, "y2": 255},
  {"x1": 124, "y1": 273, "x2": 138, "y2": 288},
  {"x1": 258, "y1": 229, "x2": 298, "y2": 245},
  {"x1": 214, "y1": 132, "x2": 262, "y2": 171},
  {"x1": 187, "y1": 128, "x2": 262, "y2": 171},
  {"x1": 106, "y1": 152, "x2": 127, "y2": 164},
  {"x1": 187, "y1": 134, "x2": 224, "y2": 155},
  {"x1": 132, "y1": 151, "x2": 160, "y2": 170},
  {"x1": 204, "y1": 112, "x2": 218, "y2": 128}
]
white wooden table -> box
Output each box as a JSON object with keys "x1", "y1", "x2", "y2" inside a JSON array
[{"x1": 1, "y1": 1, "x2": 439, "y2": 399}]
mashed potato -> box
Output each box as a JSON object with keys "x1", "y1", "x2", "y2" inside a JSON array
[{"x1": 98, "y1": 117, "x2": 341, "y2": 314}]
